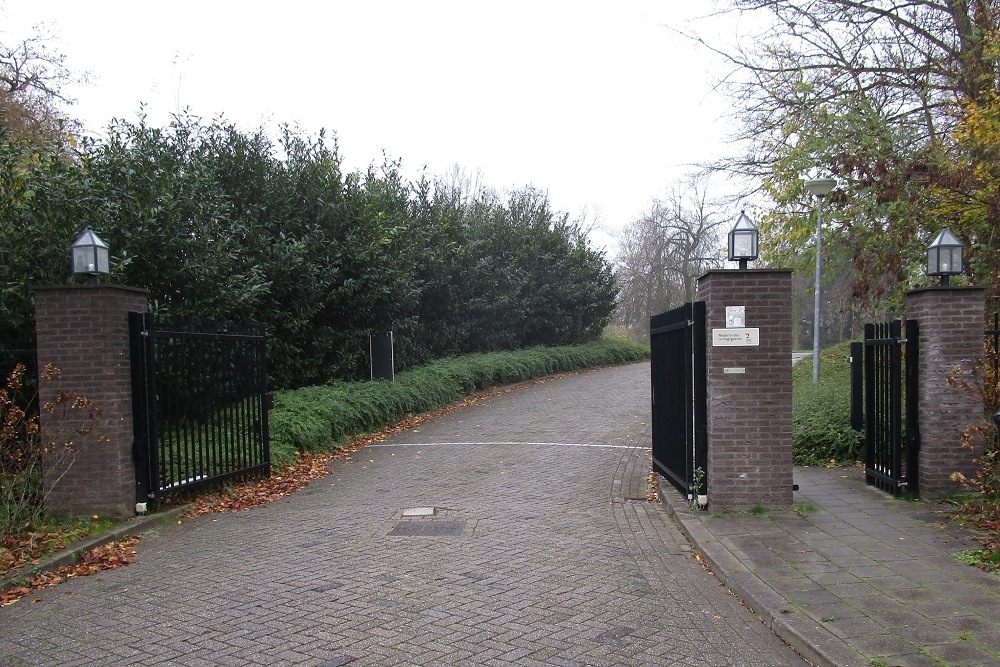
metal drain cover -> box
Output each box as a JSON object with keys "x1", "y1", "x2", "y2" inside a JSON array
[{"x1": 389, "y1": 519, "x2": 466, "y2": 537}]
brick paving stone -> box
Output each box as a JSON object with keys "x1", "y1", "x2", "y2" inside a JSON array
[{"x1": 0, "y1": 363, "x2": 805, "y2": 666}]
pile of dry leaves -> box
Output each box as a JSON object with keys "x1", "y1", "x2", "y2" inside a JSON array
[{"x1": 1, "y1": 537, "x2": 138, "y2": 606}]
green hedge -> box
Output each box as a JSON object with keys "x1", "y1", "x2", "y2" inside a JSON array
[
  {"x1": 792, "y1": 341, "x2": 863, "y2": 465},
  {"x1": 268, "y1": 338, "x2": 649, "y2": 465},
  {"x1": 2, "y1": 118, "x2": 618, "y2": 389}
]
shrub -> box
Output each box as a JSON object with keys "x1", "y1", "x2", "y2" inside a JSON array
[
  {"x1": 0, "y1": 364, "x2": 103, "y2": 536},
  {"x1": 792, "y1": 341, "x2": 863, "y2": 465},
  {"x1": 268, "y1": 338, "x2": 648, "y2": 465}
]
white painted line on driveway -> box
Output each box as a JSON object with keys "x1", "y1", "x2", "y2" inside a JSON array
[{"x1": 369, "y1": 441, "x2": 649, "y2": 450}]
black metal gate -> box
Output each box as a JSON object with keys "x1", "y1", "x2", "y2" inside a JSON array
[
  {"x1": 650, "y1": 302, "x2": 707, "y2": 500},
  {"x1": 862, "y1": 320, "x2": 919, "y2": 495},
  {"x1": 130, "y1": 313, "x2": 271, "y2": 507}
]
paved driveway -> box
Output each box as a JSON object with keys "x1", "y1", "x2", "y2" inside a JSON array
[{"x1": 1, "y1": 362, "x2": 806, "y2": 666}]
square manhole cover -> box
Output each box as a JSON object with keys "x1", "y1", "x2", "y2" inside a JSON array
[{"x1": 389, "y1": 519, "x2": 466, "y2": 537}]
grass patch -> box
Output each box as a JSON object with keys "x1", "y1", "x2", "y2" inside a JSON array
[
  {"x1": 954, "y1": 548, "x2": 1000, "y2": 572},
  {"x1": 792, "y1": 341, "x2": 863, "y2": 465},
  {"x1": 793, "y1": 503, "x2": 818, "y2": 516}
]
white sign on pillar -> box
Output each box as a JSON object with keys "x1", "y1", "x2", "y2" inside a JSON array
[{"x1": 712, "y1": 328, "x2": 760, "y2": 346}]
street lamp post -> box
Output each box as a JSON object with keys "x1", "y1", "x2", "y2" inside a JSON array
[{"x1": 804, "y1": 177, "x2": 837, "y2": 383}]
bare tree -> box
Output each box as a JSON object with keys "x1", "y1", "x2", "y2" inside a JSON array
[
  {"x1": 0, "y1": 27, "x2": 82, "y2": 143},
  {"x1": 708, "y1": 0, "x2": 995, "y2": 174},
  {"x1": 614, "y1": 174, "x2": 727, "y2": 341},
  {"x1": 694, "y1": 0, "x2": 1000, "y2": 307}
]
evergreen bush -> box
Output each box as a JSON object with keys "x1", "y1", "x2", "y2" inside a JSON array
[{"x1": 792, "y1": 341, "x2": 863, "y2": 465}]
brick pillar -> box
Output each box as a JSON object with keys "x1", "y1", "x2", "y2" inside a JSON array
[
  {"x1": 699, "y1": 270, "x2": 794, "y2": 510},
  {"x1": 905, "y1": 287, "x2": 987, "y2": 499},
  {"x1": 33, "y1": 285, "x2": 149, "y2": 517}
]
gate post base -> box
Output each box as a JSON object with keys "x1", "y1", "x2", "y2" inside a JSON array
[
  {"x1": 33, "y1": 285, "x2": 149, "y2": 518},
  {"x1": 699, "y1": 270, "x2": 794, "y2": 511}
]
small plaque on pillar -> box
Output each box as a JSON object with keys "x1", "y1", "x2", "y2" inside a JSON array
[
  {"x1": 726, "y1": 306, "x2": 746, "y2": 328},
  {"x1": 712, "y1": 328, "x2": 760, "y2": 346}
]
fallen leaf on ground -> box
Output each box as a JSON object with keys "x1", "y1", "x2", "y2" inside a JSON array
[
  {"x1": 646, "y1": 471, "x2": 660, "y2": 503},
  {"x1": 1, "y1": 537, "x2": 139, "y2": 606}
]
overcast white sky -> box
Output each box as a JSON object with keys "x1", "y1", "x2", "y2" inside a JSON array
[{"x1": 2, "y1": 1, "x2": 743, "y2": 253}]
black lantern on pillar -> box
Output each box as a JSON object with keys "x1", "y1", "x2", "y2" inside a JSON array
[
  {"x1": 926, "y1": 228, "x2": 963, "y2": 286},
  {"x1": 71, "y1": 227, "x2": 110, "y2": 285},
  {"x1": 728, "y1": 211, "x2": 759, "y2": 270}
]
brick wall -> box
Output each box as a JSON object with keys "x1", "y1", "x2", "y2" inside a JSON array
[
  {"x1": 905, "y1": 287, "x2": 987, "y2": 499},
  {"x1": 699, "y1": 270, "x2": 794, "y2": 510},
  {"x1": 33, "y1": 285, "x2": 148, "y2": 517}
]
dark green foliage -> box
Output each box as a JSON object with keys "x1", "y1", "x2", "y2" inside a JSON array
[
  {"x1": 268, "y1": 339, "x2": 649, "y2": 465},
  {"x1": 792, "y1": 341, "x2": 863, "y2": 465},
  {"x1": 83, "y1": 115, "x2": 269, "y2": 326},
  {"x1": 0, "y1": 114, "x2": 618, "y2": 390},
  {"x1": 0, "y1": 128, "x2": 88, "y2": 348}
]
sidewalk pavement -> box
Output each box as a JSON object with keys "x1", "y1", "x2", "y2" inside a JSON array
[{"x1": 663, "y1": 465, "x2": 1000, "y2": 667}]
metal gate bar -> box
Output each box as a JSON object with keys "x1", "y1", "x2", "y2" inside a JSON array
[
  {"x1": 130, "y1": 314, "x2": 271, "y2": 508},
  {"x1": 863, "y1": 320, "x2": 918, "y2": 496}
]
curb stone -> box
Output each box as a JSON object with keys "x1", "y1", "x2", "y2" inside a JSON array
[
  {"x1": 1, "y1": 504, "x2": 190, "y2": 593},
  {"x1": 660, "y1": 482, "x2": 863, "y2": 667}
]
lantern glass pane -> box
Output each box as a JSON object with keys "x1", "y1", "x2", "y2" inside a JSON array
[
  {"x1": 733, "y1": 232, "x2": 753, "y2": 258},
  {"x1": 73, "y1": 247, "x2": 92, "y2": 274},
  {"x1": 949, "y1": 246, "x2": 962, "y2": 274},
  {"x1": 97, "y1": 246, "x2": 110, "y2": 273}
]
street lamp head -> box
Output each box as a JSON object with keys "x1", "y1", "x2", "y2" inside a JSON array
[
  {"x1": 804, "y1": 177, "x2": 837, "y2": 198},
  {"x1": 71, "y1": 226, "x2": 110, "y2": 285},
  {"x1": 926, "y1": 228, "x2": 963, "y2": 286},
  {"x1": 728, "y1": 211, "x2": 759, "y2": 270}
]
